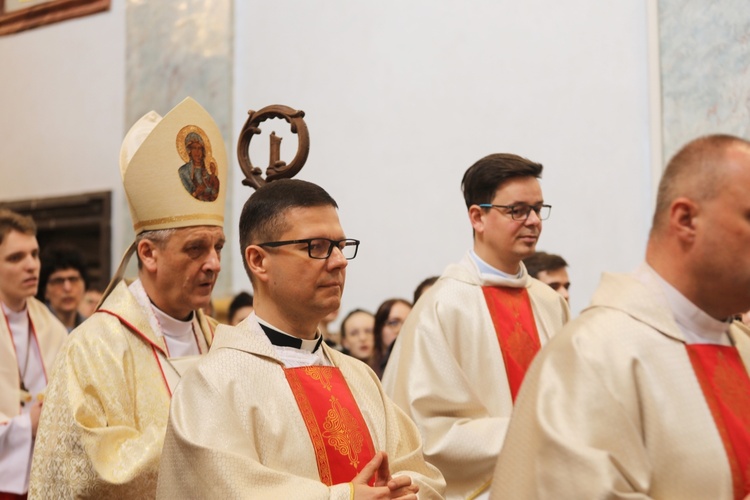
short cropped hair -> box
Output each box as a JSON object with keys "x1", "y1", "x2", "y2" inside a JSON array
[
  {"x1": 461, "y1": 153, "x2": 543, "y2": 209},
  {"x1": 523, "y1": 251, "x2": 568, "y2": 279},
  {"x1": 0, "y1": 209, "x2": 36, "y2": 244},
  {"x1": 39, "y1": 245, "x2": 89, "y2": 299},
  {"x1": 238, "y1": 179, "x2": 338, "y2": 279},
  {"x1": 652, "y1": 134, "x2": 750, "y2": 233},
  {"x1": 134, "y1": 228, "x2": 176, "y2": 269}
]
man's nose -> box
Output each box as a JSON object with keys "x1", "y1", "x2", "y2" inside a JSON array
[
  {"x1": 327, "y1": 246, "x2": 348, "y2": 270},
  {"x1": 525, "y1": 209, "x2": 542, "y2": 225},
  {"x1": 204, "y1": 248, "x2": 222, "y2": 273}
]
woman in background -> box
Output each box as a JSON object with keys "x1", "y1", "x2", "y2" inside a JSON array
[
  {"x1": 340, "y1": 309, "x2": 375, "y2": 367},
  {"x1": 373, "y1": 298, "x2": 412, "y2": 377}
]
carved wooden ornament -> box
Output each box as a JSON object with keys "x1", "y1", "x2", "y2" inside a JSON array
[{"x1": 237, "y1": 105, "x2": 310, "y2": 190}]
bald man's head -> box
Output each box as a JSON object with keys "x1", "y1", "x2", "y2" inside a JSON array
[{"x1": 651, "y1": 134, "x2": 750, "y2": 236}]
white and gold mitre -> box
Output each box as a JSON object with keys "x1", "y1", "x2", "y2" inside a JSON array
[{"x1": 119, "y1": 97, "x2": 227, "y2": 234}]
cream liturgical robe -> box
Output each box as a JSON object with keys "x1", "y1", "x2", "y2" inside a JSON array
[
  {"x1": 491, "y1": 271, "x2": 750, "y2": 500},
  {"x1": 382, "y1": 253, "x2": 569, "y2": 500},
  {"x1": 0, "y1": 297, "x2": 66, "y2": 494},
  {"x1": 156, "y1": 315, "x2": 446, "y2": 499},
  {"x1": 28, "y1": 281, "x2": 215, "y2": 499}
]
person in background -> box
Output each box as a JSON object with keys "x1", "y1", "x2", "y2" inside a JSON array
[
  {"x1": 30, "y1": 97, "x2": 226, "y2": 498},
  {"x1": 0, "y1": 209, "x2": 67, "y2": 499},
  {"x1": 413, "y1": 275, "x2": 439, "y2": 305},
  {"x1": 77, "y1": 287, "x2": 103, "y2": 319},
  {"x1": 523, "y1": 250, "x2": 571, "y2": 303},
  {"x1": 383, "y1": 153, "x2": 569, "y2": 499},
  {"x1": 373, "y1": 298, "x2": 412, "y2": 377},
  {"x1": 227, "y1": 291, "x2": 254, "y2": 325},
  {"x1": 38, "y1": 245, "x2": 88, "y2": 332},
  {"x1": 492, "y1": 134, "x2": 750, "y2": 499},
  {"x1": 339, "y1": 308, "x2": 376, "y2": 366},
  {"x1": 156, "y1": 178, "x2": 445, "y2": 498}
]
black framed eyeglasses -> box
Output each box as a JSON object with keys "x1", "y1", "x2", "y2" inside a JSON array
[
  {"x1": 257, "y1": 238, "x2": 360, "y2": 260},
  {"x1": 477, "y1": 203, "x2": 552, "y2": 221}
]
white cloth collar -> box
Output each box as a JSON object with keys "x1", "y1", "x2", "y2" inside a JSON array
[
  {"x1": 636, "y1": 263, "x2": 730, "y2": 346},
  {"x1": 466, "y1": 251, "x2": 528, "y2": 288}
]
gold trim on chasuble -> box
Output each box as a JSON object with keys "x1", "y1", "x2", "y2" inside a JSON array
[
  {"x1": 284, "y1": 366, "x2": 377, "y2": 486},
  {"x1": 481, "y1": 286, "x2": 542, "y2": 402},
  {"x1": 686, "y1": 345, "x2": 750, "y2": 499}
]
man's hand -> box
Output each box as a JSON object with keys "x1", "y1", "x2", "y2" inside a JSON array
[
  {"x1": 351, "y1": 451, "x2": 419, "y2": 499},
  {"x1": 30, "y1": 400, "x2": 43, "y2": 438}
]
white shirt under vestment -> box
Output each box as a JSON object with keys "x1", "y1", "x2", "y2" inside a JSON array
[
  {"x1": 382, "y1": 252, "x2": 570, "y2": 500},
  {"x1": 28, "y1": 280, "x2": 215, "y2": 499},
  {"x1": 491, "y1": 264, "x2": 750, "y2": 499},
  {"x1": 156, "y1": 313, "x2": 446, "y2": 499},
  {"x1": 0, "y1": 298, "x2": 66, "y2": 495}
]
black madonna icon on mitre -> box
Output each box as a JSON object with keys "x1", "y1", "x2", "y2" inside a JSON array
[{"x1": 176, "y1": 125, "x2": 221, "y2": 202}]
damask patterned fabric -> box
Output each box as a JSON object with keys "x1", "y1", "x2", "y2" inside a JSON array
[
  {"x1": 382, "y1": 253, "x2": 569, "y2": 499},
  {"x1": 0, "y1": 297, "x2": 66, "y2": 494},
  {"x1": 28, "y1": 281, "x2": 215, "y2": 499},
  {"x1": 156, "y1": 315, "x2": 446, "y2": 499},
  {"x1": 491, "y1": 272, "x2": 750, "y2": 499}
]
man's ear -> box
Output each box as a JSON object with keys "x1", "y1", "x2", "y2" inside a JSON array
[
  {"x1": 245, "y1": 245, "x2": 270, "y2": 283},
  {"x1": 468, "y1": 205, "x2": 485, "y2": 235},
  {"x1": 669, "y1": 197, "x2": 699, "y2": 244},
  {"x1": 137, "y1": 239, "x2": 159, "y2": 273}
]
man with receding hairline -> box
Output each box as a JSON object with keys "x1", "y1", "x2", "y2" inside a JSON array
[{"x1": 491, "y1": 134, "x2": 750, "y2": 500}]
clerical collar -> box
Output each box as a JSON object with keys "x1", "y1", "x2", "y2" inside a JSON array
[
  {"x1": 151, "y1": 303, "x2": 194, "y2": 340},
  {"x1": 256, "y1": 318, "x2": 323, "y2": 353},
  {"x1": 470, "y1": 250, "x2": 522, "y2": 279},
  {"x1": 637, "y1": 263, "x2": 731, "y2": 346}
]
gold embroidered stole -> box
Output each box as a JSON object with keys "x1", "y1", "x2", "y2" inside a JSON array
[
  {"x1": 284, "y1": 366, "x2": 377, "y2": 486},
  {"x1": 482, "y1": 286, "x2": 542, "y2": 402},
  {"x1": 686, "y1": 344, "x2": 750, "y2": 499}
]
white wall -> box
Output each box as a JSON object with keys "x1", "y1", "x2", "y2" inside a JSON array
[
  {"x1": 232, "y1": 1, "x2": 655, "y2": 323},
  {"x1": 0, "y1": 0, "x2": 127, "y2": 261},
  {"x1": 1, "y1": 1, "x2": 655, "y2": 322}
]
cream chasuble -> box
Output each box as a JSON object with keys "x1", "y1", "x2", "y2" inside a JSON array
[
  {"x1": 382, "y1": 252, "x2": 569, "y2": 499},
  {"x1": 156, "y1": 314, "x2": 446, "y2": 499},
  {"x1": 491, "y1": 269, "x2": 750, "y2": 500},
  {"x1": 0, "y1": 297, "x2": 66, "y2": 495},
  {"x1": 28, "y1": 280, "x2": 215, "y2": 499}
]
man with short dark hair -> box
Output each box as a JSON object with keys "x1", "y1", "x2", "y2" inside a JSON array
[
  {"x1": 383, "y1": 153, "x2": 569, "y2": 499},
  {"x1": 523, "y1": 251, "x2": 571, "y2": 302},
  {"x1": 38, "y1": 245, "x2": 88, "y2": 332},
  {"x1": 492, "y1": 134, "x2": 750, "y2": 499},
  {"x1": 0, "y1": 209, "x2": 67, "y2": 498},
  {"x1": 30, "y1": 98, "x2": 226, "y2": 498},
  {"x1": 157, "y1": 179, "x2": 445, "y2": 499}
]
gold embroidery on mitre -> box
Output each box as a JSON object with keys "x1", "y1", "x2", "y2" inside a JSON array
[
  {"x1": 322, "y1": 396, "x2": 365, "y2": 468},
  {"x1": 133, "y1": 213, "x2": 224, "y2": 231},
  {"x1": 304, "y1": 366, "x2": 333, "y2": 391}
]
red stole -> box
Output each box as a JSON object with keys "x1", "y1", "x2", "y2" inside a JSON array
[
  {"x1": 686, "y1": 344, "x2": 750, "y2": 500},
  {"x1": 482, "y1": 286, "x2": 542, "y2": 402},
  {"x1": 284, "y1": 366, "x2": 377, "y2": 486}
]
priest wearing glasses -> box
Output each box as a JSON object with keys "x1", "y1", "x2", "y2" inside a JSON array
[
  {"x1": 382, "y1": 153, "x2": 570, "y2": 500},
  {"x1": 157, "y1": 179, "x2": 445, "y2": 499}
]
